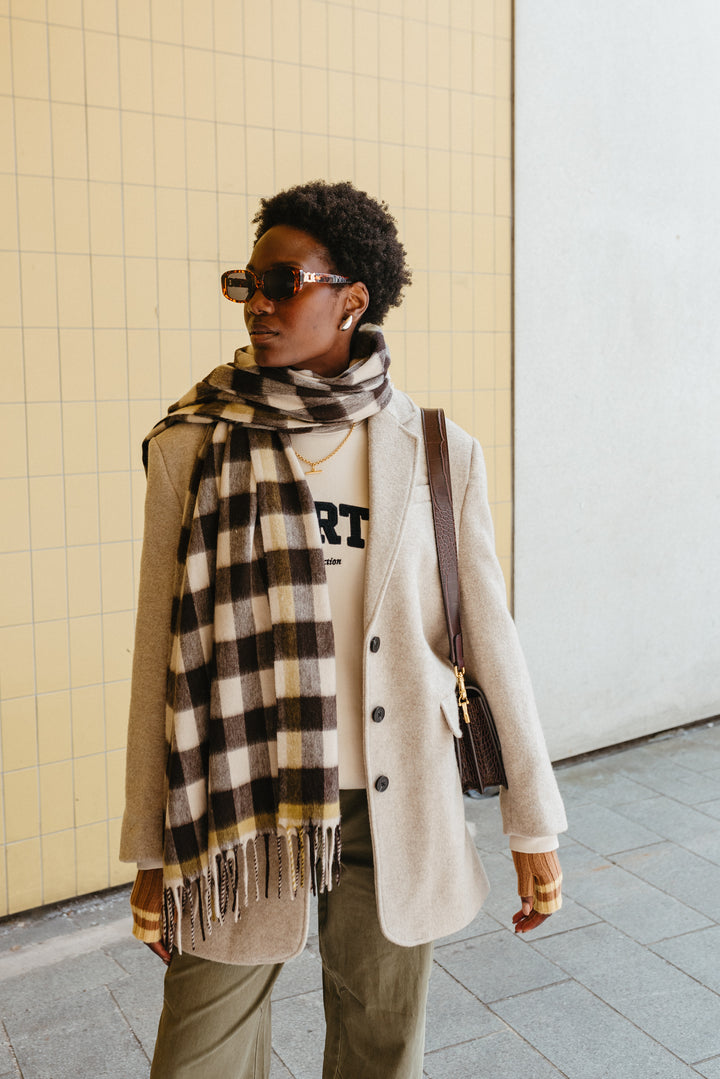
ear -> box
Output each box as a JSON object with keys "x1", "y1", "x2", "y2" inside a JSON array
[{"x1": 342, "y1": 281, "x2": 370, "y2": 324}]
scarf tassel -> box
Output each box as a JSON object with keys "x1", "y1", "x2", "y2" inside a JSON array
[{"x1": 162, "y1": 824, "x2": 341, "y2": 954}]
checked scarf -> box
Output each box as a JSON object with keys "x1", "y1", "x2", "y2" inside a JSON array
[{"x1": 143, "y1": 326, "x2": 391, "y2": 952}]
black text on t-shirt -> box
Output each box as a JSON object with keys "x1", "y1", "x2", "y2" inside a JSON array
[{"x1": 314, "y1": 502, "x2": 369, "y2": 549}]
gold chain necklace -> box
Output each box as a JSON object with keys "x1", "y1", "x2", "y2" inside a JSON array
[{"x1": 294, "y1": 424, "x2": 356, "y2": 475}]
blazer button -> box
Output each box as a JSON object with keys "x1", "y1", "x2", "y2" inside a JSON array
[
  {"x1": 372, "y1": 706, "x2": 385, "y2": 723},
  {"x1": 370, "y1": 636, "x2": 381, "y2": 653},
  {"x1": 375, "y1": 775, "x2": 389, "y2": 792}
]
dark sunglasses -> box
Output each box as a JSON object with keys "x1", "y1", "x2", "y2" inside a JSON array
[{"x1": 221, "y1": 265, "x2": 352, "y2": 303}]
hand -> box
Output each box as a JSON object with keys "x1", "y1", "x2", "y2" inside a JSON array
[
  {"x1": 145, "y1": 939, "x2": 172, "y2": 965},
  {"x1": 511, "y1": 850, "x2": 562, "y2": 933},
  {"x1": 512, "y1": 895, "x2": 551, "y2": 934}
]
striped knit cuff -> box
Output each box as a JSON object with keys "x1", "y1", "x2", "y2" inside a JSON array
[
  {"x1": 512, "y1": 850, "x2": 563, "y2": 915},
  {"x1": 130, "y1": 868, "x2": 164, "y2": 944}
]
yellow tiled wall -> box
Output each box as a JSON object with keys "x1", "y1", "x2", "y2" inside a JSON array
[{"x1": 0, "y1": 0, "x2": 512, "y2": 915}]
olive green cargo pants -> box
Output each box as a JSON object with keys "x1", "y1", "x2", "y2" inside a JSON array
[{"x1": 150, "y1": 791, "x2": 434, "y2": 1079}]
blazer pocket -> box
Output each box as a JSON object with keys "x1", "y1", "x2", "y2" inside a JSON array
[
  {"x1": 412, "y1": 484, "x2": 432, "y2": 504},
  {"x1": 440, "y1": 688, "x2": 462, "y2": 738}
]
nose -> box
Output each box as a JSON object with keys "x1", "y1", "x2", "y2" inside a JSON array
[{"x1": 245, "y1": 287, "x2": 274, "y2": 315}]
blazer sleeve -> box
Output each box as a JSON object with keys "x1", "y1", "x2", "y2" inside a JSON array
[
  {"x1": 456, "y1": 438, "x2": 567, "y2": 839},
  {"x1": 119, "y1": 437, "x2": 185, "y2": 864}
]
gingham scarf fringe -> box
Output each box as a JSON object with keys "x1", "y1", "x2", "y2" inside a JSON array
[
  {"x1": 145, "y1": 326, "x2": 390, "y2": 953},
  {"x1": 162, "y1": 826, "x2": 342, "y2": 955}
]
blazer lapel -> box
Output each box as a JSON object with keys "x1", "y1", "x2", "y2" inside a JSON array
[{"x1": 364, "y1": 395, "x2": 421, "y2": 632}]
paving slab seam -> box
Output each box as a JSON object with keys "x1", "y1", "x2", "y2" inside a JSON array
[
  {"x1": 423, "y1": 1029, "x2": 508, "y2": 1053},
  {"x1": 514, "y1": 915, "x2": 604, "y2": 942},
  {"x1": 561, "y1": 837, "x2": 720, "y2": 928},
  {"x1": 488, "y1": 980, "x2": 706, "y2": 1075},
  {"x1": 649, "y1": 924, "x2": 720, "y2": 946},
  {"x1": 612, "y1": 790, "x2": 720, "y2": 828},
  {"x1": 644, "y1": 946, "x2": 720, "y2": 996},
  {"x1": 503, "y1": 1034, "x2": 571, "y2": 1079},
  {"x1": 601, "y1": 848, "x2": 720, "y2": 916},
  {"x1": 427, "y1": 955, "x2": 499, "y2": 1001},
  {"x1": 107, "y1": 985, "x2": 152, "y2": 1065},
  {"x1": 607, "y1": 845, "x2": 720, "y2": 875},
  {"x1": 613, "y1": 772, "x2": 716, "y2": 798},
  {"x1": 480, "y1": 975, "x2": 574, "y2": 1007},
  {"x1": 645, "y1": 931, "x2": 719, "y2": 947},
  {"x1": 587, "y1": 837, "x2": 667, "y2": 857},
  {"x1": 0, "y1": 1022, "x2": 21, "y2": 1079},
  {"x1": 272, "y1": 1049, "x2": 297, "y2": 1079},
  {"x1": 646, "y1": 923, "x2": 720, "y2": 948},
  {"x1": 424, "y1": 1024, "x2": 573, "y2": 1078},
  {"x1": 620, "y1": 757, "x2": 720, "y2": 781},
  {"x1": 106, "y1": 945, "x2": 140, "y2": 979},
  {"x1": 558, "y1": 838, "x2": 618, "y2": 862},
  {"x1": 523, "y1": 933, "x2": 720, "y2": 1069}
]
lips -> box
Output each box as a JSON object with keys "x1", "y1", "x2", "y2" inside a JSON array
[{"x1": 248, "y1": 323, "x2": 278, "y2": 339}]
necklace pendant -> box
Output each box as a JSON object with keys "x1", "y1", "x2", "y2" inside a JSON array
[{"x1": 294, "y1": 423, "x2": 355, "y2": 475}]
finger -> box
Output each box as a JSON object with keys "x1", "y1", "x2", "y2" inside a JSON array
[
  {"x1": 512, "y1": 906, "x2": 537, "y2": 926},
  {"x1": 514, "y1": 911, "x2": 531, "y2": 933},
  {"x1": 512, "y1": 897, "x2": 534, "y2": 925},
  {"x1": 145, "y1": 940, "x2": 172, "y2": 965},
  {"x1": 514, "y1": 909, "x2": 550, "y2": 934}
]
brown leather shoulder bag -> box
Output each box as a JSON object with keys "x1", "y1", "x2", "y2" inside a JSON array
[{"x1": 421, "y1": 407, "x2": 508, "y2": 795}]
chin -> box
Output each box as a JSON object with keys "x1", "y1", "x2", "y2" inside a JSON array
[
  {"x1": 253, "y1": 353, "x2": 291, "y2": 367},
  {"x1": 249, "y1": 342, "x2": 287, "y2": 365}
]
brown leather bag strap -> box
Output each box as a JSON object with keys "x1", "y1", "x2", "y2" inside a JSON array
[{"x1": 421, "y1": 408, "x2": 464, "y2": 672}]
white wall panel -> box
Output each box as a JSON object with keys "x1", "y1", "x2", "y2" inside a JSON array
[{"x1": 514, "y1": 1, "x2": 720, "y2": 759}]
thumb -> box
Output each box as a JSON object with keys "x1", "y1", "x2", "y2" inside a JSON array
[{"x1": 521, "y1": 896, "x2": 533, "y2": 916}]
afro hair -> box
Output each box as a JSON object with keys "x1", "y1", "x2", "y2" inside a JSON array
[{"x1": 251, "y1": 181, "x2": 411, "y2": 327}]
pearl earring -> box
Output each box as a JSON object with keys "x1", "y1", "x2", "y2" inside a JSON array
[{"x1": 340, "y1": 315, "x2": 353, "y2": 331}]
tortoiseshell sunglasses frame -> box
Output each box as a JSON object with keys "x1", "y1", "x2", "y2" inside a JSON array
[{"x1": 221, "y1": 266, "x2": 352, "y2": 303}]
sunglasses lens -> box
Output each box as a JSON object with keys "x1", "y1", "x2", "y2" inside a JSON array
[
  {"x1": 223, "y1": 273, "x2": 251, "y2": 302},
  {"x1": 263, "y1": 267, "x2": 297, "y2": 301}
]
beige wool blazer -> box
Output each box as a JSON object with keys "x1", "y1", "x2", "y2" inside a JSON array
[{"x1": 121, "y1": 387, "x2": 567, "y2": 964}]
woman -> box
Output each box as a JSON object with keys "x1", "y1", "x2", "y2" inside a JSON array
[{"x1": 121, "y1": 180, "x2": 567, "y2": 1078}]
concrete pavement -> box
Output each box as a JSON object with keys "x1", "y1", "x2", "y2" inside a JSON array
[{"x1": 2, "y1": 720, "x2": 720, "y2": 1077}]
